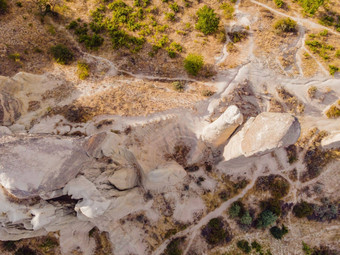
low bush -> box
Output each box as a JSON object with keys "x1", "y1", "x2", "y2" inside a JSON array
[
  {"x1": 251, "y1": 241, "x2": 262, "y2": 252},
  {"x1": 325, "y1": 105, "x2": 340, "y2": 118},
  {"x1": 228, "y1": 201, "x2": 245, "y2": 218},
  {"x1": 77, "y1": 61, "x2": 90, "y2": 80},
  {"x1": 293, "y1": 201, "x2": 313, "y2": 218},
  {"x1": 270, "y1": 224, "x2": 288, "y2": 239},
  {"x1": 274, "y1": 0, "x2": 284, "y2": 8},
  {"x1": 220, "y1": 3, "x2": 234, "y2": 20},
  {"x1": 274, "y1": 18, "x2": 297, "y2": 33},
  {"x1": 260, "y1": 199, "x2": 282, "y2": 216},
  {"x1": 50, "y1": 44, "x2": 74, "y2": 65},
  {"x1": 228, "y1": 31, "x2": 247, "y2": 43},
  {"x1": 237, "y1": 240, "x2": 251, "y2": 254},
  {"x1": 172, "y1": 81, "x2": 184, "y2": 91},
  {"x1": 298, "y1": 0, "x2": 324, "y2": 15},
  {"x1": 165, "y1": 12, "x2": 175, "y2": 21},
  {"x1": 329, "y1": 65, "x2": 339, "y2": 76},
  {"x1": 0, "y1": 0, "x2": 8, "y2": 14},
  {"x1": 201, "y1": 217, "x2": 231, "y2": 246},
  {"x1": 2, "y1": 241, "x2": 16, "y2": 251},
  {"x1": 169, "y1": 2, "x2": 179, "y2": 13},
  {"x1": 195, "y1": 5, "x2": 220, "y2": 35},
  {"x1": 183, "y1": 53, "x2": 204, "y2": 76}
]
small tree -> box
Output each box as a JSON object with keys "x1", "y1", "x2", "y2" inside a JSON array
[
  {"x1": 270, "y1": 225, "x2": 288, "y2": 239},
  {"x1": 195, "y1": 5, "x2": 220, "y2": 35},
  {"x1": 240, "y1": 211, "x2": 253, "y2": 226},
  {"x1": 183, "y1": 54, "x2": 204, "y2": 76},
  {"x1": 50, "y1": 44, "x2": 74, "y2": 65},
  {"x1": 256, "y1": 210, "x2": 277, "y2": 228}
]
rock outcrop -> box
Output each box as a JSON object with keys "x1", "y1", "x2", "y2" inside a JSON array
[
  {"x1": 0, "y1": 92, "x2": 22, "y2": 126},
  {"x1": 108, "y1": 168, "x2": 137, "y2": 190},
  {"x1": 321, "y1": 132, "x2": 340, "y2": 150},
  {"x1": 202, "y1": 105, "x2": 243, "y2": 146},
  {"x1": 0, "y1": 134, "x2": 90, "y2": 199},
  {"x1": 223, "y1": 112, "x2": 301, "y2": 161}
]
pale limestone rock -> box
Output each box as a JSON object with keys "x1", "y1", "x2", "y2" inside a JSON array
[
  {"x1": 321, "y1": 132, "x2": 340, "y2": 150},
  {"x1": 202, "y1": 105, "x2": 243, "y2": 146},
  {"x1": 145, "y1": 162, "x2": 187, "y2": 190},
  {"x1": 0, "y1": 135, "x2": 90, "y2": 199},
  {"x1": 0, "y1": 93, "x2": 22, "y2": 126},
  {"x1": 85, "y1": 131, "x2": 121, "y2": 158},
  {"x1": 223, "y1": 112, "x2": 301, "y2": 160},
  {"x1": 108, "y1": 168, "x2": 137, "y2": 190},
  {"x1": 0, "y1": 126, "x2": 12, "y2": 136}
]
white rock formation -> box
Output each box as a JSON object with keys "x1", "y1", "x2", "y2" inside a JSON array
[
  {"x1": 145, "y1": 162, "x2": 187, "y2": 190},
  {"x1": 223, "y1": 112, "x2": 301, "y2": 160},
  {"x1": 108, "y1": 168, "x2": 137, "y2": 190},
  {"x1": 0, "y1": 126, "x2": 12, "y2": 136},
  {"x1": 321, "y1": 132, "x2": 340, "y2": 150},
  {"x1": 0, "y1": 134, "x2": 90, "y2": 198},
  {"x1": 202, "y1": 105, "x2": 243, "y2": 146}
]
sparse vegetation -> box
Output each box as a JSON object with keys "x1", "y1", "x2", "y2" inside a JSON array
[
  {"x1": 172, "y1": 81, "x2": 185, "y2": 91},
  {"x1": 77, "y1": 61, "x2": 90, "y2": 80},
  {"x1": 274, "y1": 18, "x2": 297, "y2": 33},
  {"x1": 50, "y1": 44, "x2": 74, "y2": 65},
  {"x1": 183, "y1": 53, "x2": 204, "y2": 76},
  {"x1": 14, "y1": 246, "x2": 37, "y2": 255},
  {"x1": 308, "y1": 86, "x2": 317, "y2": 98},
  {"x1": 195, "y1": 5, "x2": 220, "y2": 35},
  {"x1": 220, "y1": 3, "x2": 234, "y2": 20},
  {"x1": 325, "y1": 105, "x2": 340, "y2": 118},
  {"x1": 274, "y1": 0, "x2": 284, "y2": 8},
  {"x1": 329, "y1": 65, "x2": 339, "y2": 76},
  {"x1": 237, "y1": 240, "x2": 251, "y2": 254},
  {"x1": 298, "y1": 0, "x2": 324, "y2": 15},
  {"x1": 2, "y1": 241, "x2": 17, "y2": 251}
]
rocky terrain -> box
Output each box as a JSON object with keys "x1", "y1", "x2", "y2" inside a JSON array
[{"x1": 0, "y1": 0, "x2": 339, "y2": 254}]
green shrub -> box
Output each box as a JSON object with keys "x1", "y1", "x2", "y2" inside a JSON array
[
  {"x1": 77, "y1": 61, "x2": 90, "y2": 80},
  {"x1": 293, "y1": 201, "x2": 313, "y2": 218},
  {"x1": 0, "y1": 0, "x2": 8, "y2": 14},
  {"x1": 274, "y1": 0, "x2": 284, "y2": 8},
  {"x1": 256, "y1": 210, "x2": 277, "y2": 228},
  {"x1": 228, "y1": 201, "x2": 244, "y2": 218},
  {"x1": 183, "y1": 53, "x2": 204, "y2": 76},
  {"x1": 166, "y1": 42, "x2": 182, "y2": 58},
  {"x1": 329, "y1": 65, "x2": 339, "y2": 76},
  {"x1": 260, "y1": 199, "x2": 282, "y2": 216},
  {"x1": 274, "y1": 18, "x2": 297, "y2": 33},
  {"x1": 302, "y1": 242, "x2": 313, "y2": 255},
  {"x1": 201, "y1": 218, "x2": 231, "y2": 246},
  {"x1": 237, "y1": 240, "x2": 251, "y2": 254},
  {"x1": 220, "y1": 3, "x2": 234, "y2": 19},
  {"x1": 172, "y1": 81, "x2": 184, "y2": 91},
  {"x1": 270, "y1": 224, "x2": 288, "y2": 239},
  {"x1": 169, "y1": 2, "x2": 179, "y2": 13},
  {"x1": 195, "y1": 5, "x2": 220, "y2": 35},
  {"x1": 50, "y1": 44, "x2": 74, "y2": 65},
  {"x1": 336, "y1": 50, "x2": 340, "y2": 58},
  {"x1": 165, "y1": 12, "x2": 175, "y2": 21},
  {"x1": 240, "y1": 211, "x2": 253, "y2": 226},
  {"x1": 251, "y1": 241, "x2": 262, "y2": 252},
  {"x1": 2, "y1": 241, "x2": 16, "y2": 251},
  {"x1": 228, "y1": 31, "x2": 247, "y2": 43},
  {"x1": 164, "y1": 238, "x2": 184, "y2": 255},
  {"x1": 319, "y1": 29, "x2": 328, "y2": 36},
  {"x1": 298, "y1": 0, "x2": 324, "y2": 15}
]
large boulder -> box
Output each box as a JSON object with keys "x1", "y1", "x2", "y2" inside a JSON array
[
  {"x1": 321, "y1": 132, "x2": 340, "y2": 150},
  {"x1": 223, "y1": 112, "x2": 301, "y2": 160},
  {"x1": 202, "y1": 105, "x2": 243, "y2": 146},
  {"x1": 108, "y1": 168, "x2": 137, "y2": 190},
  {"x1": 0, "y1": 134, "x2": 90, "y2": 199}
]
